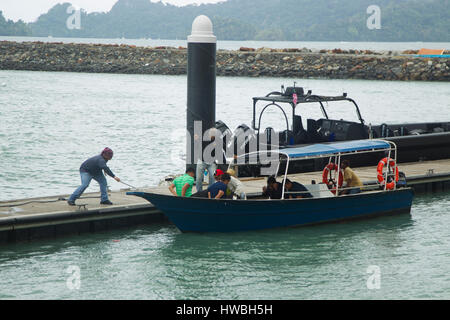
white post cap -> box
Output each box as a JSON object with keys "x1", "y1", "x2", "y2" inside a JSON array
[{"x1": 187, "y1": 15, "x2": 216, "y2": 43}]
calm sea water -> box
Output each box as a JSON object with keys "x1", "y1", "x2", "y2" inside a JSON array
[
  {"x1": 0, "y1": 68, "x2": 449, "y2": 299},
  {"x1": 1, "y1": 70, "x2": 449, "y2": 201},
  {"x1": 0, "y1": 193, "x2": 449, "y2": 299}
]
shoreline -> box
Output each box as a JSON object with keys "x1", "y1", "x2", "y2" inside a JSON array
[{"x1": 0, "y1": 41, "x2": 449, "y2": 81}]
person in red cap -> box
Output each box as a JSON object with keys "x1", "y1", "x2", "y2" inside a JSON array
[
  {"x1": 214, "y1": 169, "x2": 224, "y2": 179},
  {"x1": 207, "y1": 172, "x2": 231, "y2": 199},
  {"x1": 67, "y1": 147, "x2": 121, "y2": 205},
  {"x1": 208, "y1": 169, "x2": 230, "y2": 199},
  {"x1": 191, "y1": 169, "x2": 224, "y2": 198}
]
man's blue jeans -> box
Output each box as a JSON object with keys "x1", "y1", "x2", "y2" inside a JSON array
[
  {"x1": 196, "y1": 161, "x2": 217, "y2": 192},
  {"x1": 69, "y1": 171, "x2": 109, "y2": 202}
]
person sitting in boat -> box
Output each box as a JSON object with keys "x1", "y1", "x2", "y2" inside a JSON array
[
  {"x1": 214, "y1": 168, "x2": 224, "y2": 181},
  {"x1": 191, "y1": 168, "x2": 224, "y2": 198},
  {"x1": 262, "y1": 176, "x2": 283, "y2": 199},
  {"x1": 208, "y1": 172, "x2": 231, "y2": 199},
  {"x1": 284, "y1": 179, "x2": 313, "y2": 199},
  {"x1": 340, "y1": 160, "x2": 363, "y2": 194},
  {"x1": 226, "y1": 169, "x2": 246, "y2": 199},
  {"x1": 169, "y1": 167, "x2": 195, "y2": 197}
]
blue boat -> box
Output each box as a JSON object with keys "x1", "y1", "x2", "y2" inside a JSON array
[{"x1": 128, "y1": 139, "x2": 414, "y2": 232}]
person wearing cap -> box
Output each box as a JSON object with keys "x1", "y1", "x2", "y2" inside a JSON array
[
  {"x1": 213, "y1": 168, "x2": 224, "y2": 181},
  {"x1": 67, "y1": 147, "x2": 120, "y2": 206},
  {"x1": 191, "y1": 168, "x2": 223, "y2": 198},
  {"x1": 207, "y1": 172, "x2": 231, "y2": 199},
  {"x1": 226, "y1": 169, "x2": 246, "y2": 199}
]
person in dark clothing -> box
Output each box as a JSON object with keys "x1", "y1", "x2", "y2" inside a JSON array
[
  {"x1": 192, "y1": 168, "x2": 223, "y2": 198},
  {"x1": 191, "y1": 189, "x2": 209, "y2": 198},
  {"x1": 208, "y1": 173, "x2": 231, "y2": 199},
  {"x1": 68, "y1": 148, "x2": 120, "y2": 205},
  {"x1": 284, "y1": 179, "x2": 313, "y2": 198},
  {"x1": 262, "y1": 176, "x2": 283, "y2": 199}
]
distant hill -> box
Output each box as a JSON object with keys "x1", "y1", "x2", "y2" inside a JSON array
[
  {"x1": 4, "y1": 0, "x2": 450, "y2": 41},
  {"x1": 0, "y1": 11, "x2": 31, "y2": 36}
]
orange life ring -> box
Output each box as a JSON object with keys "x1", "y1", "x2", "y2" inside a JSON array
[
  {"x1": 322, "y1": 163, "x2": 343, "y2": 194},
  {"x1": 377, "y1": 157, "x2": 399, "y2": 190}
]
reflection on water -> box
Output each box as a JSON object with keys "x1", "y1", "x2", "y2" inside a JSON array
[{"x1": 158, "y1": 213, "x2": 415, "y2": 299}]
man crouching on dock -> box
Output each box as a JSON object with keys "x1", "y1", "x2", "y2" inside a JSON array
[{"x1": 67, "y1": 147, "x2": 120, "y2": 206}]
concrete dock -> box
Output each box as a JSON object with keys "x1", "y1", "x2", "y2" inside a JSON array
[
  {"x1": 0, "y1": 187, "x2": 167, "y2": 243},
  {"x1": 1, "y1": 159, "x2": 450, "y2": 243}
]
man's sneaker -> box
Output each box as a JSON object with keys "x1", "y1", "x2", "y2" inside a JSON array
[
  {"x1": 67, "y1": 200, "x2": 76, "y2": 206},
  {"x1": 100, "y1": 200, "x2": 113, "y2": 205}
]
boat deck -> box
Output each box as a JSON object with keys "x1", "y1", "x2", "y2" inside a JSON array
[{"x1": 1, "y1": 159, "x2": 450, "y2": 242}]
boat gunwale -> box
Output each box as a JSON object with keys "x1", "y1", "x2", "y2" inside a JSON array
[{"x1": 127, "y1": 187, "x2": 413, "y2": 203}]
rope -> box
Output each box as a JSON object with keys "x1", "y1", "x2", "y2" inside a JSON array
[{"x1": 120, "y1": 181, "x2": 138, "y2": 189}]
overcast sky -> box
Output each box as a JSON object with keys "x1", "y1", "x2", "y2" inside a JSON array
[{"x1": 1, "y1": 0, "x2": 225, "y2": 22}]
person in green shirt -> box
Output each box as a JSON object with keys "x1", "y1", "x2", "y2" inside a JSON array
[{"x1": 169, "y1": 167, "x2": 195, "y2": 197}]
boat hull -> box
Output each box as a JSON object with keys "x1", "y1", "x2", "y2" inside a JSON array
[{"x1": 127, "y1": 188, "x2": 414, "y2": 232}]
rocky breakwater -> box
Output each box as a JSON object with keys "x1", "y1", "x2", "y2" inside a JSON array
[
  {"x1": 0, "y1": 41, "x2": 448, "y2": 81},
  {"x1": 0, "y1": 41, "x2": 186, "y2": 74},
  {"x1": 221, "y1": 47, "x2": 449, "y2": 81}
]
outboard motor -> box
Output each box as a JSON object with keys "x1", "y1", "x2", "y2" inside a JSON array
[
  {"x1": 227, "y1": 124, "x2": 259, "y2": 177},
  {"x1": 228, "y1": 124, "x2": 257, "y2": 157},
  {"x1": 215, "y1": 120, "x2": 232, "y2": 165},
  {"x1": 215, "y1": 121, "x2": 232, "y2": 148}
]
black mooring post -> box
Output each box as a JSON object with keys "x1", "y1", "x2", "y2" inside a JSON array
[{"x1": 186, "y1": 15, "x2": 217, "y2": 169}]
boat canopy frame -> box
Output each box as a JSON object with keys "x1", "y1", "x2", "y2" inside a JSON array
[
  {"x1": 229, "y1": 139, "x2": 397, "y2": 199},
  {"x1": 251, "y1": 89, "x2": 365, "y2": 139}
]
